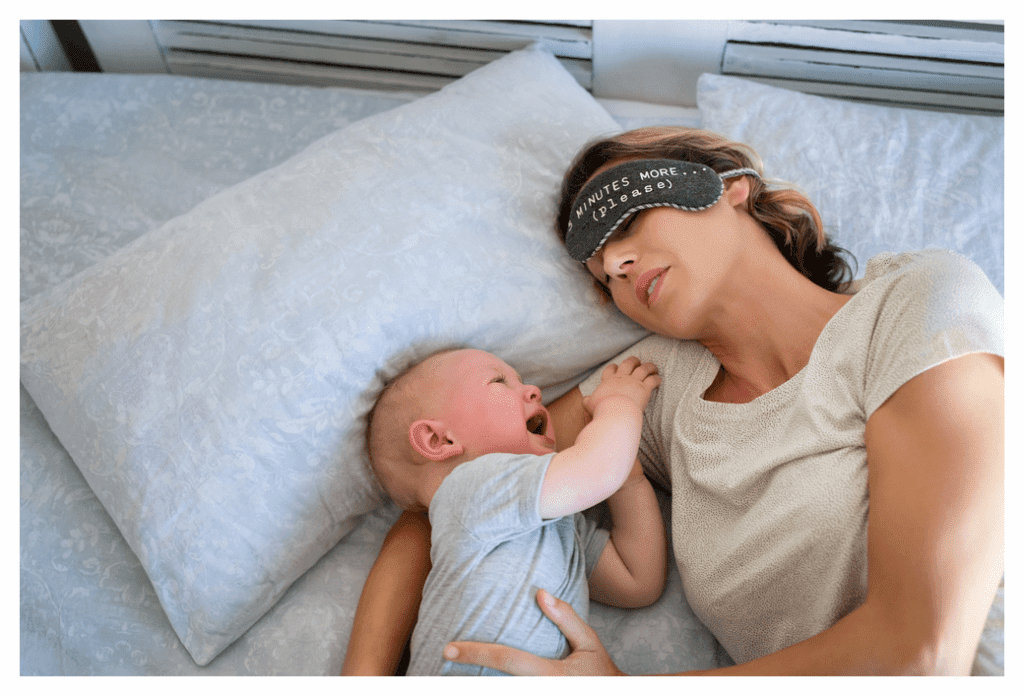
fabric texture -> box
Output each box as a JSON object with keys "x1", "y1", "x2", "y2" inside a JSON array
[
  {"x1": 19, "y1": 46, "x2": 647, "y2": 665},
  {"x1": 20, "y1": 64, "x2": 1004, "y2": 676},
  {"x1": 580, "y1": 250, "x2": 1003, "y2": 664},
  {"x1": 19, "y1": 69, "x2": 721, "y2": 677},
  {"x1": 696, "y1": 73, "x2": 1004, "y2": 296},
  {"x1": 18, "y1": 73, "x2": 423, "y2": 303},
  {"x1": 567, "y1": 160, "x2": 725, "y2": 262},
  {"x1": 409, "y1": 452, "x2": 609, "y2": 675}
]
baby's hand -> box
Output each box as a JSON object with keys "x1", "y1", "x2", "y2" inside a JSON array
[{"x1": 583, "y1": 356, "x2": 660, "y2": 416}]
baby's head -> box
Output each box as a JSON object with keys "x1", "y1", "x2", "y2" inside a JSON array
[{"x1": 366, "y1": 348, "x2": 556, "y2": 511}]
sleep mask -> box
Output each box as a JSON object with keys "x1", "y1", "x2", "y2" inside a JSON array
[{"x1": 565, "y1": 159, "x2": 760, "y2": 263}]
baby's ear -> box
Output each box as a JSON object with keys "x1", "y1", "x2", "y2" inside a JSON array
[{"x1": 409, "y1": 420, "x2": 465, "y2": 461}]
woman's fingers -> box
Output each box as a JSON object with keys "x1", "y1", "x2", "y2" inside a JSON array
[
  {"x1": 443, "y1": 589, "x2": 623, "y2": 676},
  {"x1": 535, "y1": 589, "x2": 623, "y2": 675},
  {"x1": 443, "y1": 641, "x2": 559, "y2": 676},
  {"x1": 535, "y1": 589, "x2": 594, "y2": 652}
]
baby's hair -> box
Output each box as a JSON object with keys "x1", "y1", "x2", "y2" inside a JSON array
[{"x1": 364, "y1": 345, "x2": 467, "y2": 510}]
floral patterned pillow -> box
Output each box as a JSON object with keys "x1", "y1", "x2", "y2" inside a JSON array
[{"x1": 19, "y1": 46, "x2": 647, "y2": 665}]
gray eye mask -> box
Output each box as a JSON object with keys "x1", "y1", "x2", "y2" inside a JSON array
[{"x1": 565, "y1": 159, "x2": 760, "y2": 263}]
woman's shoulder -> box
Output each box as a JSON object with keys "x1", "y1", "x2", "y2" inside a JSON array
[
  {"x1": 853, "y1": 249, "x2": 1000, "y2": 324},
  {"x1": 851, "y1": 249, "x2": 1002, "y2": 326},
  {"x1": 858, "y1": 249, "x2": 996, "y2": 295},
  {"x1": 845, "y1": 249, "x2": 1003, "y2": 415}
]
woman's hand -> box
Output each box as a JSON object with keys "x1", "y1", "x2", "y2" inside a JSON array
[{"x1": 443, "y1": 589, "x2": 625, "y2": 676}]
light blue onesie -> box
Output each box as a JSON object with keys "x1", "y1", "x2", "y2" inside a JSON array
[{"x1": 406, "y1": 452, "x2": 610, "y2": 675}]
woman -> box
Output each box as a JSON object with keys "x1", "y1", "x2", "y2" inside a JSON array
[{"x1": 342, "y1": 127, "x2": 1003, "y2": 676}]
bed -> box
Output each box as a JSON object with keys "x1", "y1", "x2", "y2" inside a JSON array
[{"x1": 20, "y1": 46, "x2": 1004, "y2": 676}]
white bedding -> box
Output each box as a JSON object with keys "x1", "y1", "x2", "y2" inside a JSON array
[
  {"x1": 20, "y1": 68, "x2": 723, "y2": 675},
  {"x1": 20, "y1": 62, "x2": 1003, "y2": 676}
]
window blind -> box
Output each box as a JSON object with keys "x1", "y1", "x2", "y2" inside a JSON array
[
  {"x1": 721, "y1": 20, "x2": 1003, "y2": 114},
  {"x1": 149, "y1": 20, "x2": 593, "y2": 92}
]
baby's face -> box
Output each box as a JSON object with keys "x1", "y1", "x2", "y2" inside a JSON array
[{"x1": 428, "y1": 349, "x2": 555, "y2": 459}]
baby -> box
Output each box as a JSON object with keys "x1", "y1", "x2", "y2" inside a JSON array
[{"x1": 365, "y1": 347, "x2": 666, "y2": 675}]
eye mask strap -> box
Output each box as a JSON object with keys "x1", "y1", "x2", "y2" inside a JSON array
[{"x1": 565, "y1": 159, "x2": 760, "y2": 263}]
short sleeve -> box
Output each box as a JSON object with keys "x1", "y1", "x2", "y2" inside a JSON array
[
  {"x1": 861, "y1": 250, "x2": 1003, "y2": 417},
  {"x1": 430, "y1": 452, "x2": 554, "y2": 545},
  {"x1": 575, "y1": 513, "x2": 610, "y2": 577}
]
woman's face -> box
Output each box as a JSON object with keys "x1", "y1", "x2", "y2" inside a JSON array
[{"x1": 583, "y1": 194, "x2": 745, "y2": 339}]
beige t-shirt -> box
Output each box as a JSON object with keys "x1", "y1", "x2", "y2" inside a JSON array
[{"x1": 580, "y1": 250, "x2": 1003, "y2": 664}]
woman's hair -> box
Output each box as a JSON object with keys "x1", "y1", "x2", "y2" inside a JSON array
[{"x1": 557, "y1": 127, "x2": 856, "y2": 293}]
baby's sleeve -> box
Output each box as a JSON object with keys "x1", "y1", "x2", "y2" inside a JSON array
[
  {"x1": 575, "y1": 513, "x2": 611, "y2": 578},
  {"x1": 433, "y1": 452, "x2": 555, "y2": 545}
]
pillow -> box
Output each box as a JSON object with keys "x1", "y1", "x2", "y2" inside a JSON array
[
  {"x1": 697, "y1": 74, "x2": 1004, "y2": 295},
  {"x1": 19, "y1": 46, "x2": 646, "y2": 665}
]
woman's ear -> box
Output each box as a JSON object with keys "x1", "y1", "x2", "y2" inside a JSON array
[
  {"x1": 409, "y1": 420, "x2": 465, "y2": 461},
  {"x1": 724, "y1": 174, "x2": 752, "y2": 207}
]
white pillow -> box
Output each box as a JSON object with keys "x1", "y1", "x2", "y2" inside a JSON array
[
  {"x1": 19, "y1": 46, "x2": 646, "y2": 665},
  {"x1": 697, "y1": 74, "x2": 1004, "y2": 295}
]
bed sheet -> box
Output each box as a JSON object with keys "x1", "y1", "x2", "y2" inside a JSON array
[
  {"x1": 20, "y1": 71, "x2": 1002, "y2": 676},
  {"x1": 20, "y1": 71, "x2": 720, "y2": 675},
  {"x1": 20, "y1": 72, "x2": 423, "y2": 675}
]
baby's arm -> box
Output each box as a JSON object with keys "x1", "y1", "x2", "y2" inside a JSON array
[
  {"x1": 538, "y1": 356, "x2": 659, "y2": 520},
  {"x1": 588, "y1": 458, "x2": 667, "y2": 608}
]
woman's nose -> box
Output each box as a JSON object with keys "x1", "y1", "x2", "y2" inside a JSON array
[{"x1": 603, "y1": 242, "x2": 636, "y2": 278}]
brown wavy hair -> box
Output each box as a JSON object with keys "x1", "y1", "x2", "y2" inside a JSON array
[{"x1": 557, "y1": 127, "x2": 855, "y2": 293}]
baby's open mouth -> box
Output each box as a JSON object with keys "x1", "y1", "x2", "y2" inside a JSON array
[{"x1": 526, "y1": 412, "x2": 547, "y2": 435}]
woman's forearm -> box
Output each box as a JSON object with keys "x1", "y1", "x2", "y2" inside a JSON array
[
  {"x1": 341, "y1": 510, "x2": 432, "y2": 675},
  {"x1": 680, "y1": 596, "x2": 974, "y2": 676},
  {"x1": 446, "y1": 583, "x2": 975, "y2": 676}
]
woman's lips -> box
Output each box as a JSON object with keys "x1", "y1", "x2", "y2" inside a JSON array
[{"x1": 635, "y1": 268, "x2": 667, "y2": 306}]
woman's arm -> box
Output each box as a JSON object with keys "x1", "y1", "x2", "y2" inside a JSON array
[
  {"x1": 851, "y1": 351, "x2": 1003, "y2": 674},
  {"x1": 446, "y1": 352, "x2": 1005, "y2": 675},
  {"x1": 341, "y1": 510, "x2": 432, "y2": 675}
]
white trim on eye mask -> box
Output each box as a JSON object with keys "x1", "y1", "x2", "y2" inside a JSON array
[{"x1": 565, "y1": 160, "x2": 760, "y2": 263}]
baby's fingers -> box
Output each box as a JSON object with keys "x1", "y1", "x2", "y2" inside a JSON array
[
  {"x1": 631, "y1": 360, "x2": 659, "y2": 379},
  {"x1": 604, "y1": 356, "x2": 638, "y2": 377}
]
